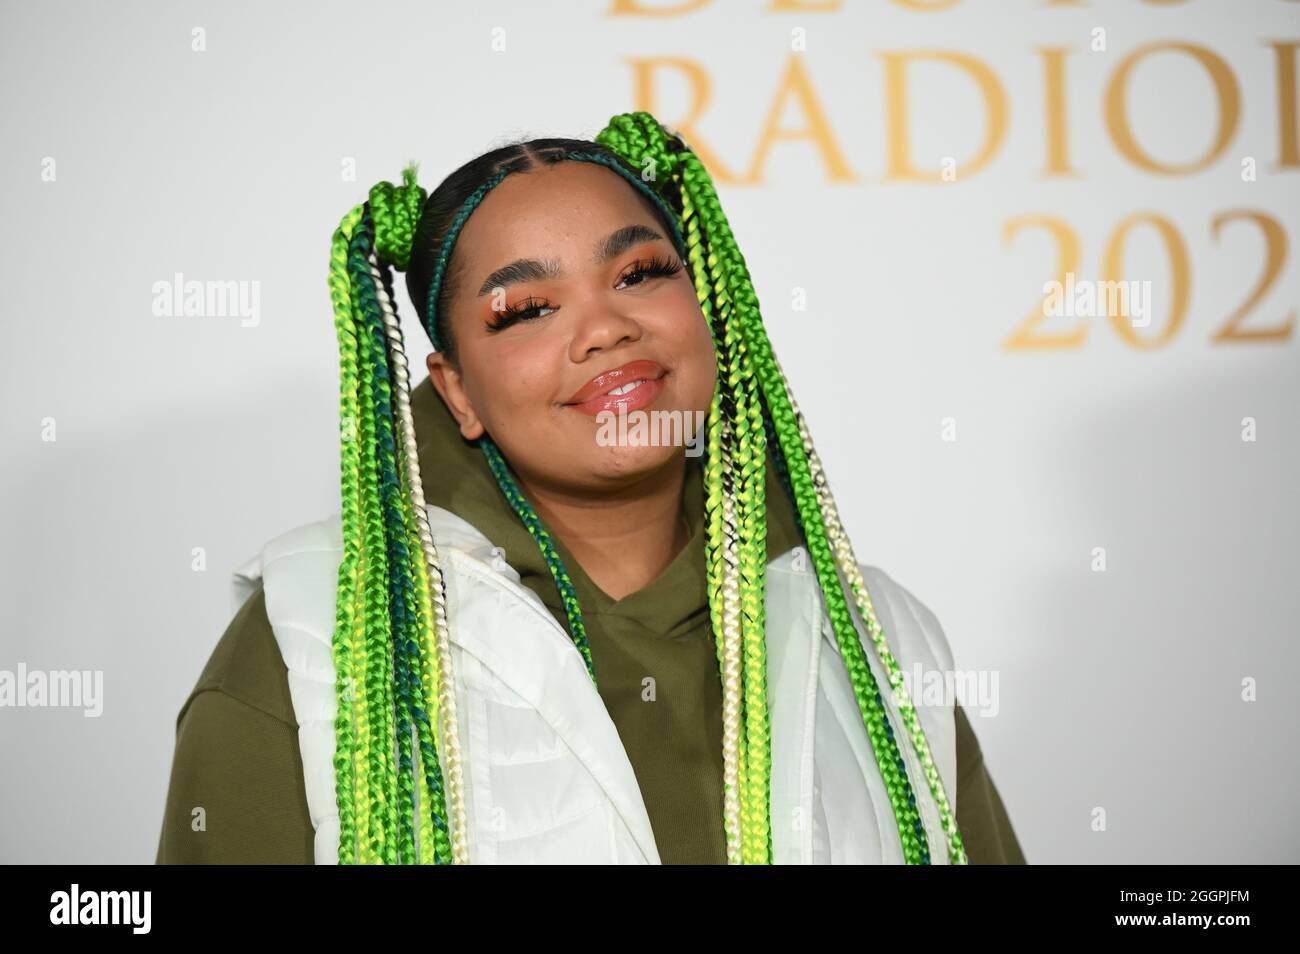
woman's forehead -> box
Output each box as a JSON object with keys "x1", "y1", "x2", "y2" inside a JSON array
[{"x1": 458, "y1": 162, "x2": 662, "y2": 261}]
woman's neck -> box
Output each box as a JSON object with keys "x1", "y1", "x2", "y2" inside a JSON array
[{"x1": 515, "y1": 454, "x2": 690, "y2": 602}]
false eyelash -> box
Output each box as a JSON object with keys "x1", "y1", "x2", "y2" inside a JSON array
[
  {"x1": 486, "y1": 296, "x2": 552, "y2": 333},
  {"x1": 619, "y1": 255, "x2": 684, "y2": 286},
  {"x1": 485, "y1": 255, "x2": 685, "y2": 334}
]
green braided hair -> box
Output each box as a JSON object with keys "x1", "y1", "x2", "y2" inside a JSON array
[{"x1": 325, "y1": 111, "x2": 968, "y2": 865}]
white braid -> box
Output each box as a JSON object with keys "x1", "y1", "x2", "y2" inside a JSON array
[
  {"x1": 369, "y1": 253, "x2": 470, "y2": 865},
  {"x1": 680, "y1": 186, "x2": 744, "y2": 864},
  {"x1": 716, "y1": 414, "x2": 745, "y2": 865}
]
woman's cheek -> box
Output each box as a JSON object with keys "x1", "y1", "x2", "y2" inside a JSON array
[{"x1": 481, "y1": 337, "x2": 542, "y2": 403}]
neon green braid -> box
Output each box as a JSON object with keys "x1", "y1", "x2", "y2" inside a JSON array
[{"x1": 326, "y1": 167, "x2": 467, "y2": 865}]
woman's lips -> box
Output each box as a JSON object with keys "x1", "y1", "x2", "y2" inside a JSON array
[
  {"x1": 563, "y1": 359, "x2": 667, "y2": 417},
  {"x1": 565, "y1": 373, "x2": 665, "y2": 417}
]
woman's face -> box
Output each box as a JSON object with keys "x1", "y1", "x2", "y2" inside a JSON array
[{"x1": 426, "y1": 160, "x2": 717, "y2": 495}]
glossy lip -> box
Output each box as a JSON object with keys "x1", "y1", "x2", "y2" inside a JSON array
[
  {"x1": 563, "y1": 358, "x2": 666, "y2": 405},
  {"x1": 562, "y1": 359, "x2": 667, "y2": 418}
]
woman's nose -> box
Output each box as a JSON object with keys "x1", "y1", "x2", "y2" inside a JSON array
[{"x1": 567, "y1": 303, "x2": 644, "y2": 362}]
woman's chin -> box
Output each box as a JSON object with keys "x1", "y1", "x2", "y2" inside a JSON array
[{"x1": 584, "y1": 442, "x2": 684, "y2": 482}]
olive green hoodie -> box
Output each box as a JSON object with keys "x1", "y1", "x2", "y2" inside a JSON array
[{"x1": 156, "y1": 376, "x2": 1026, "y2": 864}]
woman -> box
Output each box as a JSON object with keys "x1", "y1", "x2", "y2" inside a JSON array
[{"x1": 156, "y1": 111, "x2": 1025, "y2": 865}]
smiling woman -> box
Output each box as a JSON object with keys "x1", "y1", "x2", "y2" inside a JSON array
[
  {"x1": 420, "y1": 158, "x2": 717, "y2": 606},
  {"x1": 155, "y1": 110, "x2": 1026, "y2": 866}
]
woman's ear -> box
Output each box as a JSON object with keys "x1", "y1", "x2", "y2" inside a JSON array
[{"x1": 426, "y1": 351, "x2": 486, "y2": 440}]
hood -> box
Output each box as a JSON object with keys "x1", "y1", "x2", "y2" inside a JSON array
[{"x1": 407, "y1": 375, "x2": 805, "y2": 637}]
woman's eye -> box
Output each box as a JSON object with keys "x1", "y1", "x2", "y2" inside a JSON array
[
  {"x1": 516, "y1": 302, "x2": 555, "y2": 320},
  {"x1": 486, "y1": 298, "x2": 555, "y2": 332},
  {"x1": 616, "y1": 256, "x2": 684, "y2": 290}
]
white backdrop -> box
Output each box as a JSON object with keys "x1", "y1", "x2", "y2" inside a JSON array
[{"x1": 2, "y1": 0, "x2": 1297, "y2": 863}]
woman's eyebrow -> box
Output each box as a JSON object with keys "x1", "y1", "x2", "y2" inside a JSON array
[{"x1": 476, "y1": 224, "x2": 667, "y2": 297}]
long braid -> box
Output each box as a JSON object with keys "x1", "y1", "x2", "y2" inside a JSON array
[
  {"x1": 366, "y1": 178, "x2": 430, "y2": 863},
  {"x1": 707, "y1": 169, "x2": 766, "y2": 863},
  {"x1": 340, "y1": 218, "x2": 390, "y2": 868},
  {"x1": 668, "y1": 137, "x2": 944, "y2": 863},
  {"x1": 327, "y1": 204, "x2": 365, "y2": 861},
  {"x1": 687, "y1": 158, "x2": 932, "y2": 862},
  {"x1": 722, "y1": 211, "x2": 772, "y2": 866},
  {"x1": 347, "y1": 214, "x2": 385, "y2": 863},
  {"x1": 370, "y1": 170, "x2": 469, "y2": 864},
  {"x1": 372, "y1": 252, "x2": 435, "y2": 864},
  {"x1": 682, "y1": 179, "x2": 745, "y2": 863},
  {"x1": 697, "y1": 173, "x2": 768, "y2": 862},
  {"x1": 354, "y1": 237, "x2": 425, "y2": 865},
  {"x1": 367, "y1": 249, "x2": 460, "y2": 865},
  {"x1": 325, "y1": 170, "x2": 468, "y2": 865},
  {"x1": 347, "y1": 214, "x2": 402, "y2": 863}
]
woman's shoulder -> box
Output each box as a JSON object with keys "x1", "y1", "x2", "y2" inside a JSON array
[
  {"x1": 158, "y1": 582, "x2": 314, "y2": 864},
  {"x1": 178, "y1": 583, "x2": 297, "y2": 730}
]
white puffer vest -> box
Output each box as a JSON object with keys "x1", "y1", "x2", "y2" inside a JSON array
[{"x1": 231, "y1": 504, "x2": 959, "y2": 864}]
